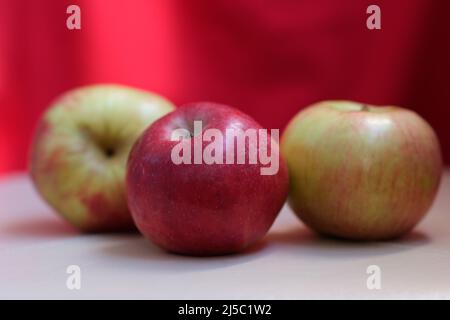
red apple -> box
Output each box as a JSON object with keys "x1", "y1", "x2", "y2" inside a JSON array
[
  {"x1": 30, "y1": 84, "x2": 175, "y2": 232},
  {"x1": 126, "y1": 102, "x2": 288, "y2": 255},
  {"x1": 281, "y1": 101, "x2": 443, "y2": 240}
]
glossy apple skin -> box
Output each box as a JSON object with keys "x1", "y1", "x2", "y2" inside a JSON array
[
  {"x1": 30, "y1": 84, "x2": 175, "y2": 232},
  {"x1": 281, "y1": 101, "x2": 443, "y2": 240},
  {"x1": 126, "y1": 103, "x2": 289, "y2": 255}
]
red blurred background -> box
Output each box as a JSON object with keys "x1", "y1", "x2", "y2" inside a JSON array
[{"x1": 0, "y1": 0, "x2": 449, "y2": 175}]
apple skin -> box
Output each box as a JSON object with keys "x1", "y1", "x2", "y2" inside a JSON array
[
  {"x1": 281, "y1": 101, "x2": 443, "y2": 240},
  {"x1": 29, "y1": 84, "x2": 175, "y2": 232},
  {"x1": 126, "y1": 102, "x2": 289, "y2": 256}
]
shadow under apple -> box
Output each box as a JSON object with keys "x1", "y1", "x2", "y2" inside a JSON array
[
  {"x1": 265, "y1": 225, "x2": 431, "y2": 260},
  {"x1": 1, "y1": 215, "x2": 78, "y2": 238},
  {"x1": 99, "y1": 235, "x2": 268, "y2": 273}
]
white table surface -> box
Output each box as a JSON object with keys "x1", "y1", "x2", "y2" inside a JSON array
[{"x1": 0, "y1": 171, "x2": 449, "y2": 299}]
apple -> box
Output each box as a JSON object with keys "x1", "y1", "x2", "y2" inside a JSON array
[
  {"x1": 29, "y1": 84, "x2": 175, "y2": 232},
  {"x1": 281, "y1": 101, "x2": 443, "y2": 240},
  {"x1": 126, "y1": 102, "x2": 289, "y2": 255}
]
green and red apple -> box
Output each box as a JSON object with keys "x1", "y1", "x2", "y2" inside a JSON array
[
  {"x1": 281, "y1": 100, "x2": 442, "y2": 240},
  {"x1": 29, "y1": 84, "x2": 175, "y2": 232}
]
